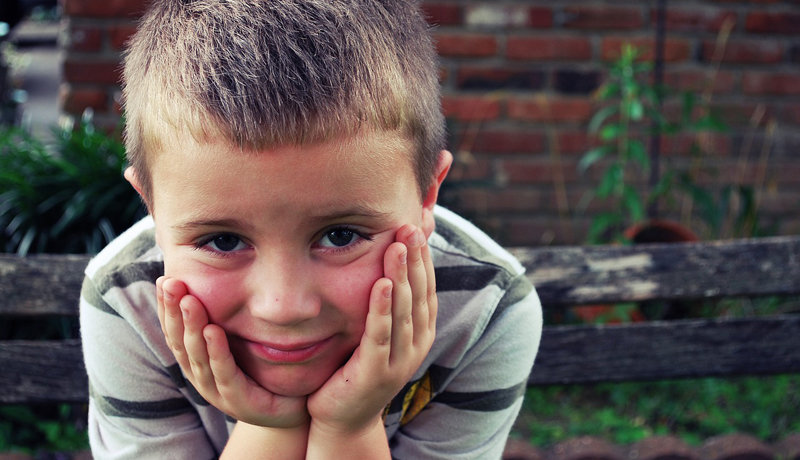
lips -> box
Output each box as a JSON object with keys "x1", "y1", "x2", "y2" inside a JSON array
[{"x1": 245, "y1": 336, "x2": 334, "y2": 364}]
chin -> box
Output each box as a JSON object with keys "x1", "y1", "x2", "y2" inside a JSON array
[{"x1": 256, "y1": 372, "x2": 329, "y2": 397}]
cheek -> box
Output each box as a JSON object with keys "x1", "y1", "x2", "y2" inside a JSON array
[
  {"x1": 165, "y1": 258, "x2": 244, "y2": 323},
  {"x1": 322, "y1": 252, "x2": 386, "y2": 325}
]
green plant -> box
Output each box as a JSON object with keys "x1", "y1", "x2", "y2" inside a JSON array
[
  {"x1": 0, "y1": 115, "x2": 145, "y2": 255},
  {"x1": 514, "y1": 375, "x2": 800, "y2": 448},
  {"x1": 578, "y1": 44, "x2": 727, "y2": 244}
]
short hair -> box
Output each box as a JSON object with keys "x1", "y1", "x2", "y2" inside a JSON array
[{"x1": 122, "y1": 0, "x2": 445, "y2": 205}]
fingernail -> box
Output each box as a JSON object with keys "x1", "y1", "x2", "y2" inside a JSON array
[
  {"x1": 383, "y1": 283, "x2": 393, "y2": 298},
  {"x1": 409, "y1": 228, "x2": 424, "y2": 247},
  {"x1": 399, "y1": 249, "x2": 407, "y2": 265}
]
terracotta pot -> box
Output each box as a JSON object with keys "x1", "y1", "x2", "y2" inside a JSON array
[{"x1": 624, "y1": 219, "x2": 699, "y2": 244}]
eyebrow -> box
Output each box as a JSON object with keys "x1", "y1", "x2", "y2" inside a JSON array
[
  {"x1": 306, "y1": 204, "x2": 392, "y2": 224},
  {"x1": 171, "y1": 205, "x2": 392, "y2": 233},
  {"x1": 172, "y1": 218, "x2": 256, "y2": 233}
]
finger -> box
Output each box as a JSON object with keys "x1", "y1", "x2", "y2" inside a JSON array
[
  {"x1": 359, "y1": 278, "x2": 393, "y2": 368},
  {"x1": 402, "y1": 226, "x2": 431, "y2": 342},
  {"x1": 180, "y1": 294, "x2": 213, "y2": 386},
  {"x1": 385, "y1": 241, "x2": 412, "y2": 365},
  {"x1": 203, "y1": 324, "x2": 243, "y2": 401},
  {"x1": 161, "y1": 278, "x2": 190, "y2": 369},
  {"x1": 156, "y1": 276, "x2": 166, "y2": 335},
  {"x1": 420, "y1": 238, "x2": 438, "y2": 335}
]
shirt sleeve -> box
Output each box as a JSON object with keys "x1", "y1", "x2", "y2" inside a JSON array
[
  {"x1": 388, "y1": 280, "x2": 543, "y2": 459},
  {"x1": 80, "y1": 274, "x2": 227, "y2": 459}
]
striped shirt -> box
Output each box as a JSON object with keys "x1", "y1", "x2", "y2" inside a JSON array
[{"x1": 80, "y1": 206, "x2": 542, "y2": 459}]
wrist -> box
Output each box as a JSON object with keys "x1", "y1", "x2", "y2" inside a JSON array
[
  {"x1": 222, "y1": 420, "x2": 310, "y2": 460},
  {"x1": 307, "y1": 416, "x2": 388, "y2": 459}
]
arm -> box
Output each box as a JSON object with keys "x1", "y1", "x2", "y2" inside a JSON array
[
  {"x1": 305, "y1": 225, "x2": 437, "y2": 459},
  {"x1": 390, "y1": 279, "x2": 542, "y2": 459},
  {"x1": 80, "y1": 273, "x2": 224, "y2": 459}
]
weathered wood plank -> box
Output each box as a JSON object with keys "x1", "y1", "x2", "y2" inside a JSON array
[
  {"x1": 529, "y1": 315, "x2": 800, "y2": 385},
  {"x1": 2, "y1": 236, "x2": 799, "y2": 315},
  {"x1": 0, "y1": 254, "x2": 89, "y2": 316},
  {"x1": 510, "y1": 235, "x2": 800, "y2": 306},
  {"x1": 0, "y1": 340, "x2": 87, "y2": 403},
  {"x1": 3, "y1": 316, "x2": 799, "y2": 402}
]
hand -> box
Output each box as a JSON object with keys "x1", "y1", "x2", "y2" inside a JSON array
[
  {"x1": 157, "y1": 277, "x2": 309, "y2": 428},
  {"x1": 306, "y1": 225, "x2": 438, "y2": 437}
]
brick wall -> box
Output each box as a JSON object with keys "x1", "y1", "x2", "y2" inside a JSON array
[{"x1": 60, "y1": 0, "x2": 800, "y2": 246}]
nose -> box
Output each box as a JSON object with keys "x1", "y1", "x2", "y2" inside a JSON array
[{"x1": 247, "y1": 255, "x2": 321, "y2": 325}]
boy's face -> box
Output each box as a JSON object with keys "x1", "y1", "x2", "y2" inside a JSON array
[{"x1": 135, "y1": 130, "x2": 449, "y2": 397}]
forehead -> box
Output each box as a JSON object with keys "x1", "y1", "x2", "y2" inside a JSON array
[{"x1": 149, "y1": 129, "x2": 418, "y2": 214}]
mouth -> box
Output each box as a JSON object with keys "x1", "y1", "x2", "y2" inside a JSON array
[{"x1": 245, "y1": 336, "x2": 334, "y2": 364}]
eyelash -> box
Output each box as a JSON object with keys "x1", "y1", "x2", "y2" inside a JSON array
[
  {"x1": 192, "y1": 226, "x2": 374, "y2": 258},
  {"x1": 314, "y1": 226, "x2": 374, "y2": 254}
]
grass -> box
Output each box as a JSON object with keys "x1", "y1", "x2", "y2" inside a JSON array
[{"x1": 513, "y1": 373, "x2": 800, "y2": 448}]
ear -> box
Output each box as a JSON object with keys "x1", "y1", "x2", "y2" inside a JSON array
[
  {"x1": 420, "y1": 150, "x2": 453, "y2": 238},
  {"x1": 124, "y1": 166, "x2": 152, "y2": 213}
]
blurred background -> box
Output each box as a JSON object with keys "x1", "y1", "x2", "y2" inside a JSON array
[{"x1": 1, "y1": 0, "x2": 798, "y2": 457}]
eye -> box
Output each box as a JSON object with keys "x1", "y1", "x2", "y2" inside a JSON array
[
  {"x1": 197, "y1": 233, "x2": 249, "y2": 253},
  {"x1": 319, "y1": 228, "x2": 359, "y2": 248},
  {"x1": 316, "y1": 227, "x2": 372, "y2": 251}
]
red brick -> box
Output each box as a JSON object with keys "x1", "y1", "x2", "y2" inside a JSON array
[
  {"x1": 507, "y1": 36, "x2": 592, "y2": 61},
  {"x1": 528, "y1": 7, "x2": 554, "y2": 28},
  {"x1": 602, "y1": 37, "x2": 692, "y2": 62},
  {"x1": 67, "y1": 25, "x2": 104, "y2": 52},
  {"x1": 109, "y1": 25, "x2": 138, "y2": 51},
  {"x1": 434, "y1": 33, "x2": 497, "y2": 57},
  {"x1": 556, "y1": 129, "x2": 598, "y2": 155},
  {"x1": 457, "y1": 67, "x2": 545, "y2": 91},
  {"x1": 774, "y1": 433, "x2": 800, "y2": 460},
  {"x1": 663, "y1": 70, "x2": 736, "y2": 94},
  {"x1": 500, "y1": 157, "x2": 581, "y2": 184},
  {"x1": 746, "y1": 11, "x2": 800, "y2": 34},
  {"x1": 60, "y1": 86, "x2": 109, "y2": 114},
  {"x1": 700, "y1": 433, "x2": 774, "y2": 460},
  {"x1": 445, "y1": 154, "x2": 491, "y2": 181},
  {"x1": 63, "y1": 59, "x2": 123, "y2": 85},
  {"x1": 701, "y1": 39, "x2": 784, "y2": 64},
  {"x1": 628, "y1": 435, "x2": 700, "y2": 460},
  {"x1": 503, "y1": 438, "x2": 545, "y2": 460},
  {"x1": 470, "y1": 130, "x2": 546, "y2": 154},
  {"x1": 442, "y1": 95, "x2": 502, "y2": 121},
  {"x1": 657, "y1": 8, "x2": 738, "y2": 33},
  {"x1": 63, "y1": 0, "x2": 148, "y2": 18},
  {"x1": 507, "y1": 97, "x2": 593, "y2": 124},
  {"x1": 563, "y1": 6, "x2": 645, "y2": 30},
  {"x1": 742, "y1": 72, "x2": 800, "y2": 96},
  {"x1": 549, "y1": 436, "x2": 626, "y2": 460},
  {"x1": 421, "y1": 3, "x2": 462, "y2": 26}
]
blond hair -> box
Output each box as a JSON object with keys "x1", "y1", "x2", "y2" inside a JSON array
[{"x1": 123, "y1": 0, "x2": 444, "y2": 205}]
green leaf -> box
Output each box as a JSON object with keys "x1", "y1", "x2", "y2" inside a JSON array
[
  {"x1": 599, "y1": 123, "x2": 622, "y2": 142},
  {"x1": 578, "y1": 146, "x2": 609, "y2": 173},
  {"x1": 597, "y1": 164, "x2": 623, "y2": 198},
  {"x1": 588, "y1": 105, "x2": 619, "y2": 133},
  {"x1": 622, "y1": 185, "x2": 645, "y2": 222}
]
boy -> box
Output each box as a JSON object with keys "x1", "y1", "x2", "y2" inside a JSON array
[{"x1": 80, "y1": 0, "x2": 542, "y2": 458}]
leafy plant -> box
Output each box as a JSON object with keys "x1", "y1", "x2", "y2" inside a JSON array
[
  {"x1": 578, "y1": 44, "x2": 727, "y2": 243},
  {"x1": 0, "y1": 115, "x2": 145, "y2": 255},
  {"x1": 515, "y1": 375, "x2": 800, "y2": 448}
]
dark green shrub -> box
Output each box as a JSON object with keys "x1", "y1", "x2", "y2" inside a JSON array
[{"x1": 0, "y1": 118, "x2": 145, "y2": 255}]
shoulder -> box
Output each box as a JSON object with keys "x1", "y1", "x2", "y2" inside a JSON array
[
  {"x1": 84, "y1": 216, "x2": 163, "y2": 295},
  {"x1": 427, "y1": 206, "x2": 541, "y2": 365},
  {"x1": 430, "y1": 205, "x2": 530, "y2": 299}
]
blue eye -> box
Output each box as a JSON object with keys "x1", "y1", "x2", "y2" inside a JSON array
[{"x1": 199, "y1": 234, "x2": 248, "y2": 253}]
